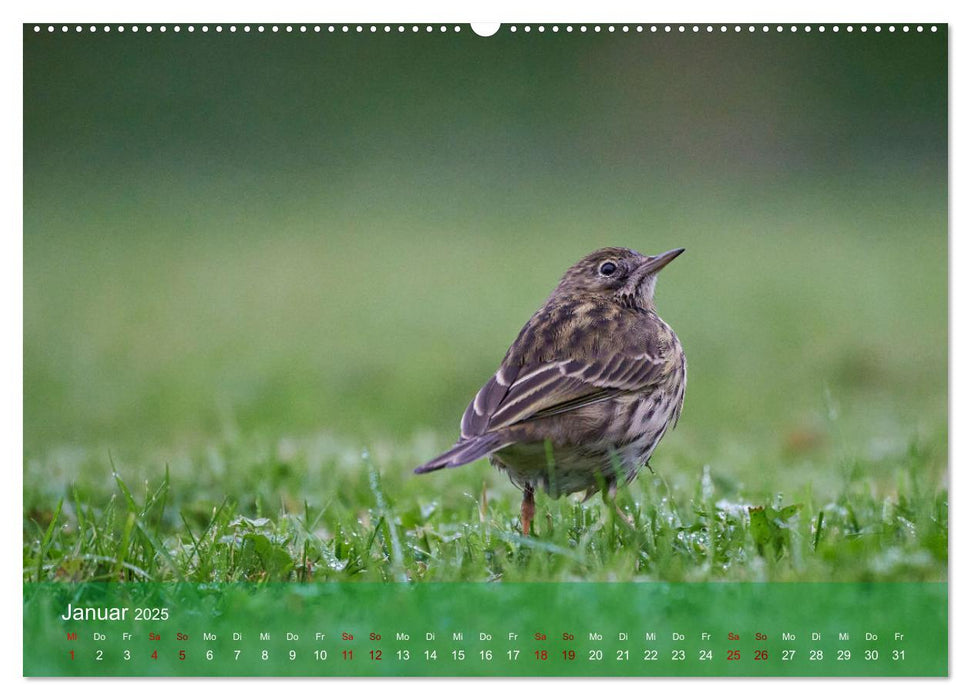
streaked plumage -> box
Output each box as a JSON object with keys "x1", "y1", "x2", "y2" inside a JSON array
[{"x1": 415, "y1": 246, "x2": 686, "y2": 534}]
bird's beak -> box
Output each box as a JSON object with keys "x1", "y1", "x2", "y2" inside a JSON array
[{"x1": 639, "y1": 248, "x2": 685, "y2": 275}]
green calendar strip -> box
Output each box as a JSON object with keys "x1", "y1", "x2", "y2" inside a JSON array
[{"x1": 23, "y1": 582, "x2": 946, "y2": 676}]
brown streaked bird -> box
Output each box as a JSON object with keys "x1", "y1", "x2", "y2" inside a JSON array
[{"x1": 415, "y1": 246, "x2": 686, "y2": 535}]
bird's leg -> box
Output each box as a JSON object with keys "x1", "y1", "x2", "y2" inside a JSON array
[
  {"x1": 521, "y1": 484, "x2": 535, "y2": 536},
  {"x1": 606, "y1": 482, "x2": 635, "y2": 530}
]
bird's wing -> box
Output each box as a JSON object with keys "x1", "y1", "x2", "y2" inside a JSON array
[
  {"x1": 460, "y1": 352, "x2": 668, "y2": 437},
  {"x1": 460, "y1": 364, "x2": 520, "y2": 439}
]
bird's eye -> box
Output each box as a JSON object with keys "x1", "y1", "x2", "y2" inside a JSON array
[{"x1": 599, "y1": 261, "x2": 617, "y2": 276}]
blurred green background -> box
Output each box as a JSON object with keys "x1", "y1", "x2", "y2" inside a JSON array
[{"x1": 24, "y1": 27, "x2": 946, "y2": 535}]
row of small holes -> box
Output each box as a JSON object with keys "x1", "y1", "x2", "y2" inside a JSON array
[
  {"x1": 511, "y1": 24, "x2": 935, "y2": 33},
  {"x1": 32, "y1": 24, "x2": 939, "y2": 34},
  {"x1": 33, "y1": 25, "x2": 464, "y2": 33}
]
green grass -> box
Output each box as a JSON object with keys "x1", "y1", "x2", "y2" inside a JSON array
[{"x1": 23, "y1": 424, "x2": 946, "y2": 583}]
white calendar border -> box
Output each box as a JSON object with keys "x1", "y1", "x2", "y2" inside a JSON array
[{"x1": 3, "y1": 0, "x2": 962, "y2": 696}]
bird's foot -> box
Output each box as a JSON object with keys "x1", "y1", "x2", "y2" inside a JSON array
[
  {"x1": 613, "y1": 501, "x2": 636, "y2": 529},
  {"x1": 605, "y1": 483, "x2": 635, "y2": 530}
]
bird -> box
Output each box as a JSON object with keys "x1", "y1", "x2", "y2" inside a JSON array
[{"x1": 414, "y1": 246, "x2": 686, "y2": 536}]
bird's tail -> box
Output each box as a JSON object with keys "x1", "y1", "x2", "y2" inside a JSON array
[{"x1": 414, "y1": 433, "x2": 509, "y2": 474}]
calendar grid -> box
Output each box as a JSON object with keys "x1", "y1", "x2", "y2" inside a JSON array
[{"x1": 24, "y1": 582, "x2": 947, "y2": 676}]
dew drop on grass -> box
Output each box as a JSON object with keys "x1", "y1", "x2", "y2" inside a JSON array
[{"x1": 701, "y1": 465, "x2": 715, "y2": 501}]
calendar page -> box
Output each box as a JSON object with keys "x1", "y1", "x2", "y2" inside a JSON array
[{"x1": 22, "y1": 20, "x2": 948, "y2": 678}]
